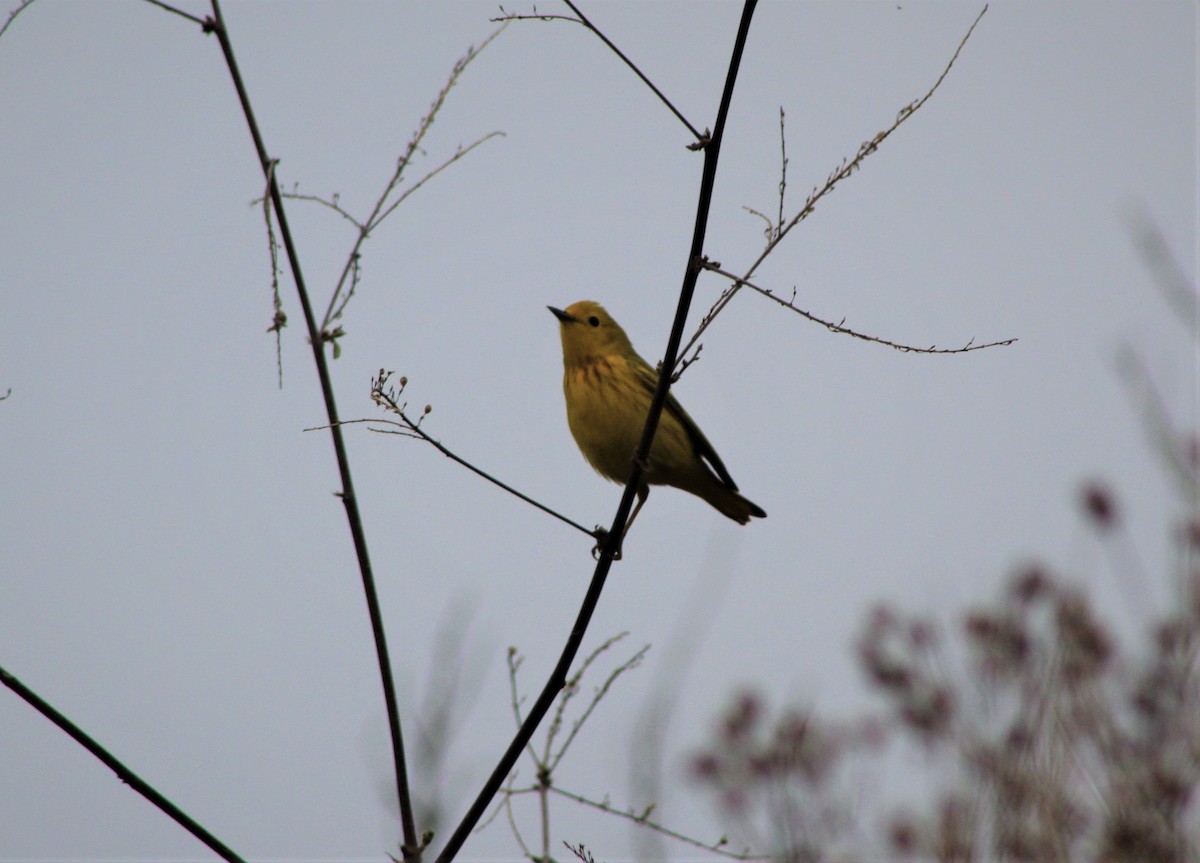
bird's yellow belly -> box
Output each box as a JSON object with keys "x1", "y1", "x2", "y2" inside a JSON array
[{"x1": 563, "y1": 364, "x2": 693, "y2": 486}]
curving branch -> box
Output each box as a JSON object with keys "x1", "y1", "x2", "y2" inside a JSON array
[
  {"x1": 0, "y1": 0, "x2": 37, "y2": 38},
  {"x1": 703, "y1": 263, "x2": 1016, "y2": 354},
  {"x1": 678, "y1": 5, "x2": 992, "y2": 369}
]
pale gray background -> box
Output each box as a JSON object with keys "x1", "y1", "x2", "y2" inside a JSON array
[{"x1": 1, "y1": 1, "x2": 1196, "y2": 860}]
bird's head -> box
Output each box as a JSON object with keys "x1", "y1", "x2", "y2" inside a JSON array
[{"x1": 548, "y1": 301, "x2": 636, "y2": 367}]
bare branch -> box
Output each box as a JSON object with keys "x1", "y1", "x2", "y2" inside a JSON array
[
  {"x1": 506, "y1": 647, "x2": 541, "y2": 766},
  {"x1": 703, "y1": 264, "x2": 1017, "y2": 355},
  {"x1": 370, "y1": 131, "x2": 507, "y2": 239},
  {"x1": 260, "y1": 160, "x2": 286, "y2": 387},
  {"x1": 278, "y1": 191, "x2": 365, "y2": 230},
  {"x1": 502, "y1": 793, "x2": 535, "y2": 861},
  {"x1": 682, "y1": 5, "x2": 990, "y2": 365},
  {"x1": 549, "y1": 639, "x2": 649, "y2": 771},
  {"x1": 0, "y1": 0, "x2": 36, "y2": 39},
  {"x1": 549, "y1": 786, "x2": 765, "y2": 860},
  {"x1": 776, "y1": 106, "x2": 788, "y2": 238},
  {"x1": 320, "y1": 26, "x2": 507, "y2": 330},
  {"x1": 494, "y1": 1, "x2": 704, "y2": 142},
  {"x1": 0, "y1": 665, "x2": 247, "y2": 863},
  {"x1": 370, "y1": 371, "x2": 600, "y2": 540}
]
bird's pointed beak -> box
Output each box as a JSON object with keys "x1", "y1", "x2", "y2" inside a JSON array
[{"x1": 547, "y1": 306, "x2": 577, "y2": 324}]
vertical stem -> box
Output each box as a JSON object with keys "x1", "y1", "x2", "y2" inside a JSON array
[
  {"x1": 539, "y1": 778, "x2": 551, "y2": 862},
  {"x1": 206, "y1": 3, "x2": 420, "y2": 858}
]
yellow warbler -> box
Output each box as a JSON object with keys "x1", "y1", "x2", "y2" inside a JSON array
[{"x1": 549, "y1": 301, "x2": 766, "y2": 526}]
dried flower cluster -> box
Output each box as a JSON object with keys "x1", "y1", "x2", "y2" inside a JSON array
[
  {"x1": 690, "y1": 690, "x2": 883, "y2": 862},
  {"x1": 693, "y1": 491, "x2": 1200, "y2": 863}
]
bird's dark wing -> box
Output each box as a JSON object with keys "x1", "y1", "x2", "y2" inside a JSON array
[
  {"x1": 664, "y1": 390, "x2": 739, "y2": 490},
  {"x1": 630, "y1": 355, "x2": 739, "y2": 491}
]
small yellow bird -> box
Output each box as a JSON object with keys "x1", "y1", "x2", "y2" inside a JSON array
[{"x1": 549, "y1": 301, "x2": 766, "y2": 527}]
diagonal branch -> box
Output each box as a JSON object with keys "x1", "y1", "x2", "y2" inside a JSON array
[
  {"x1": 548, "y1": 785, "x2": 765, "y2": 860},
  {"x1": 547, "y1": 639, "x2": 649, "y2": 771},
  {"x1": 140, "y1": 0, "x2": 206, "y2": 28},
  {"x1": 493, "y1": 1, "x2": 704, "y2": 142},
  {"x1": 0, "y1": 0, "x2": 37, "y2": 38},
  {"x1": 0, "y1": 665, "x2": 246, "y2": 863},
  {"x1": 367, "y1": 371, "x2": 599, "y2": 540}
]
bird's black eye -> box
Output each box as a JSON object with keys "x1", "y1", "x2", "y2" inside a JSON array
[{"x1": 588, "y1": 316, "x2": 600, "y2": 327}]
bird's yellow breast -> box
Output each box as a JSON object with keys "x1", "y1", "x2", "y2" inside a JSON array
[{"x1": 562, "y1": 355, "x2": 694, "y2": 485}]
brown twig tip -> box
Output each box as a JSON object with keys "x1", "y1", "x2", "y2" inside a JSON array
[
  {"x1": 564, "y1": 841, "x2": 597, "y2": 863},
  {"x1": 1080, "y1": 480, "x2": 1119, "y2": 532}
]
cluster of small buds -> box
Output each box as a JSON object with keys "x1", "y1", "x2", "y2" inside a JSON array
[
  {"x1": 858, "y1": 606, "x2": 955, "y2": 739},
  {"x1": 1054, "y1": 591, "x2": 1112, "y2": 683}
]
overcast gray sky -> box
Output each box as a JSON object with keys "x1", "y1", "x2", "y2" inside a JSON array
[{"x1": 1, "y1": 2, "x2": 1196, "y2": 861}]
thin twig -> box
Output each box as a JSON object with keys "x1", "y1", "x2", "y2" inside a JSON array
[
  {"x1": 0, "y1": 666, "x2": 247, "y2": 863},
  {"x1": 369, "y1": 372, "x2": 599, "y2": 540},
  {"x1": 548, "y1": 786, "x2": 764, "y2": 860},
  {"x1": 677, "y1": 5, "x2": 990, "y2": 368},
  {"x1": 704, "y1": 264, "x2": 1016, "y2": 354},
  {"x1": 140, "y1": 0, "x2": 207, "y2": 27},
  {"x1": 0, "y1": 0, "x2": 36, "y2": 39},
  {"x1": 549, "y1": 640, "x2": 649, "y2": 771},
  {"x1": 494, "y1": 1, "x2": 704, "y2": 142},
  {"x1": 505, "y1": 648, "x2": 541, "y2": 765},
  {"x1": 538, "y1": 631, "x2": 629, "y2": 764},
  {"x1": 320, "y1": 28, "x2": 505, "y2": 331},
  {"x1": 261, "y1": 160, "x2": 286, "y2": 387},
  {"x1": 431, "y1": 5, "x2": 759, "y2": 861},
  {"x1": 372, "y1": 131, "x2": 506, "y2": 235},
  {"x1": 502, "y1": 793, "x2": 535, "y2": 861},
  {"x1": 205, "y1": 4, "x2": 420, "y2": 859},
  {"x1": 776, "y1": 107, "x2": 787, "y2": 239},
  {"x1": 278, "y1": 191, "x2": 365, "y2": 230}
]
